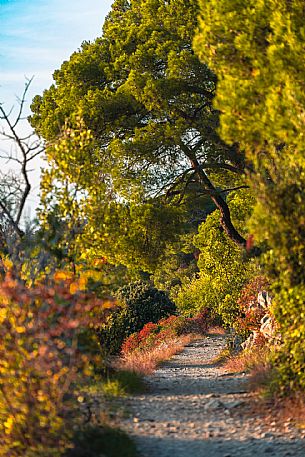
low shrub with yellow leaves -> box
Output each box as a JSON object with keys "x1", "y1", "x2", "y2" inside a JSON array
[{"x1": 0, "y1": 271, "x2": 113, "y2": 457}]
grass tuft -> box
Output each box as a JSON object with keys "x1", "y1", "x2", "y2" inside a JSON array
[
  {"x1": 225, "y1": 345, "x2": 271, "y2": 378},
  {"x1": 101, "y1": 369, "x2": 145, "y2": 397}
]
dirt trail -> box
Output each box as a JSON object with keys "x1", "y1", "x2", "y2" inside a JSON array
[{"x1": 121, "y1": 335, "x2": 305, "y2": 457}]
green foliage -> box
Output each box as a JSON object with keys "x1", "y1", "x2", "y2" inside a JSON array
[
  {"x1": 79, "y1": 200, "x2": 185, "y2": 274},
  {"x1": 194, "y1": 0, "x2": 305, "y2": 391},
  {"x1": 98, "y1": 281, "x2": 176, "y2": 354},
  {"x1": 194, "y1": 0, "x2": 305, "y2": 156},
  {"x1": 176, "y1": 191, "x2": 257, "y2": 326}
]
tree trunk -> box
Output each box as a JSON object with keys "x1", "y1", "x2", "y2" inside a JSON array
[{"x1": 180, "y1": 143, "x2": 247, "y2": 248}]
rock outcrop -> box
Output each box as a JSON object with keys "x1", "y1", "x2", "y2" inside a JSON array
[{"x1": 241, "y1": 290, "x2": 281, "y2": 350}]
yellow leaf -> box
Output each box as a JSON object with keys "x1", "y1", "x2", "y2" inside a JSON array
[
  {"x1": 54, "y1": 270, "x2": 73, "y2": 281},
  {"x1": 69, "y1": 282, "x2": 79, "y2": 294},
  {"x1": 4, "y1": 416, "x2": 13, "y2": 434},
  {"x1": 16, "y1": 326, "x2": 26, "y2": 334}
]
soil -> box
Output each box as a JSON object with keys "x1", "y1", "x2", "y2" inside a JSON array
[{"x1": 120, "y1": 334, "x2": 305, "y2": 457}]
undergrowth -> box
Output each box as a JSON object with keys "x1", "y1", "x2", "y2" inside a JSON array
[{"x1": 116, "y1": 334, "x2": 194, "y2": 375}]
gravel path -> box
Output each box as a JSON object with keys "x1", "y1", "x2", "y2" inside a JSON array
[{"x1": 121, "y1": 335, "x2": 305, "y2": 457}]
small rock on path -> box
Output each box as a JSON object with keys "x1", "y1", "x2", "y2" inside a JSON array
[{"x1": 120, "y1": 335, "x2": 305, "y2": 457}]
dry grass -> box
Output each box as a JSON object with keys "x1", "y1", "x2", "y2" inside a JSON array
[
  {"x1": 225, "y1": 345, "x2": 305, "y2": 431},
  {"x1": 207, "y1": 326, "x2": 226, "y2": 335},
  {"x1": 225, "y1": 345, "x2": 271, "y2": 375},
  {"x1": 114, "y1": 335, "x2": 194, "y2": 376},
  {"x1": 225, "y1": 344, "x2": 274, "y2": 395},
  {"x1": 246, "y1": 390, "x2": 305, "y2": 433},
  {"x1": 275, "y1": 393, "x2": 305, "y2": 429}
]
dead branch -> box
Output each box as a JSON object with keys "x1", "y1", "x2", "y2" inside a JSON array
[{"x1": 0, "y1": 77, "x2": 44, "y2": 237}]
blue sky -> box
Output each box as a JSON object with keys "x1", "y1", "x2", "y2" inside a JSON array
[
  {"x1": 0, "y1": 0, "x2": 113, "y2": 216},
  {"x1": 1, "y1": 0, "x2": 113, "y2": 106}
]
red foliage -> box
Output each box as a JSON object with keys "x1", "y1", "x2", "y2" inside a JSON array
[
  {"x1": 138, "y1": 322, "x2": 158, "y2": 341},
  {"x1": 121, "y1": 333, "x2": 140, "y2": 354},
  {"x1": 236, "y1": 276, "x2": 270, "y2": 334},
  {"x1": 121, "y1": 310, "x2": 210, "y2": 355}
]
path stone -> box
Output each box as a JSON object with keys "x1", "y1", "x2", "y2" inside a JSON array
[{"x1": 121, "y1": 335, "x2": 305, "y2": 457}]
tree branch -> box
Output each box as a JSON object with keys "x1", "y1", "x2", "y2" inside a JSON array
[
  {"x1": 0, "y1": 77, "x2": 44, "y2": 236},
  {"x1": 179, "y1": 141, "x2": 247, "y2": 248}
]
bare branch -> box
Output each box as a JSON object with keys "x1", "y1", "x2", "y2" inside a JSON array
[
  {"x1": 12, "y1": 76, "x2": 34, "y2": 129},
  {"x1": 0, "y1": 77, "x2": 44, "y2": 237},
  {"x1": 0, "y1": 200, "x2": 24, "y2": 238},
  {"x1": 199, "y1": 162, "x2": 244, "y2": 174}
]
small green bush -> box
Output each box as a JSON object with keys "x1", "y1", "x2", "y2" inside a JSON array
[
  {"x1": 176, "y1": 191, "x2": 257, "y2": 327},
  {"x1": 97, "y1": 281, "x2": 176, "y2": 354}
]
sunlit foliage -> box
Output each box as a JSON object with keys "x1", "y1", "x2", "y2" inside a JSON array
[{"x1": 194, "y1": 0, "x2": 305, "y2": 391}]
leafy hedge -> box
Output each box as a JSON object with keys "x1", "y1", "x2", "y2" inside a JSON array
[
  {"x1": 97, "y1": 281, "x2": 176, "y2": 354},
  {"x1": 194, "y1": 0, "x2": 305, "y2": 393}
]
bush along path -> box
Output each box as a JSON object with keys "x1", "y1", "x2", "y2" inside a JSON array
[{"x1": 120, "y1": 334, "x2": 305, "y2": 457}]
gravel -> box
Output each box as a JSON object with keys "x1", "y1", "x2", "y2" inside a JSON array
[{"x1": 120, "y1": 335, "x2": 305, "y2": 457}]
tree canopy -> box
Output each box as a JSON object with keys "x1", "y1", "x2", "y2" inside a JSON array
[{"x1": 30, "y1": 0, "x2": 250, "y2": 272}]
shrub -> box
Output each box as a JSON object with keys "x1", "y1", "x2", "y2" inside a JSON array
[
  {"x1": 117, "y1": 335, "x2": 193, "y2": 375},
  {"x1": 0, "y1": 271, "x2": 111, "y2": 457},
  {"x1": 121, "y1": 318, "x2": 176, "y2": 355},
  {"x1": 117, "y1": 280, "x2": 176, "y2": 320},
  {"x1": 176, "y1": 191, "x2": 257, "y2": 327},
  {"x1": 98, "y1": 281, "x2": 176, "y2": 354},
  {"x1": 178, "y1": 310, "x2": 210, "y2": 334},
  {"x1": 194, "y1": 0, "x2": 305, "y2": 394},
  {"x1": 235, "y1": 276, "x2": 270, "y2": 338},
  {"x1": 121, "y1": 312, "x2": 208, "y2": 356}
]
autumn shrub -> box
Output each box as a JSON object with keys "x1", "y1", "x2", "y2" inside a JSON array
[
  {"x1": 97, "y1": 281, "x2": 176, "y2": 354},
  {"x1": 234, "y1": 276, "x2": 270, "y2": 338},
  {"x1": 121, "y1": 312, "x2": 208, "y2": 356},
  {"x1": 117, "y1": 331, "x2": 194, "y2": 376},
  {"x1": 121, "y1": 320, "x2": 173, "y2": 355},
  {"x1": 0, "y1": 272, "x2": 112, "y2": 457}
]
